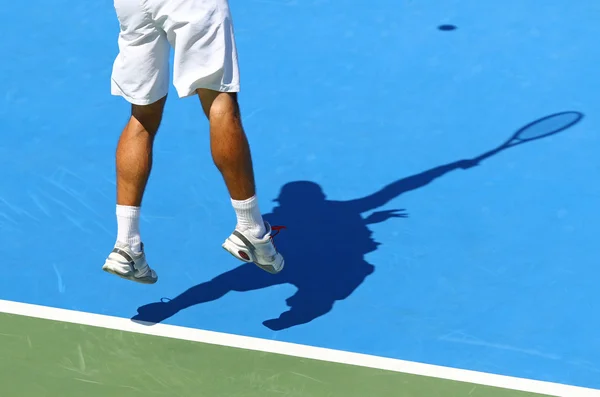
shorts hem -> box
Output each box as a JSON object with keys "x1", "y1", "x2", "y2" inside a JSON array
[
  {"x1": 178, "y1": 82, "x2": 240, "y2": 98},
  {"x1": 111, "y1": 81, "x2": 168, "y2": 106}
]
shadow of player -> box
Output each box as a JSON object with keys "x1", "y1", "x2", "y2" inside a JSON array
[{"x1": 132, "y1": 111, "x2": 583, "y2": 330}]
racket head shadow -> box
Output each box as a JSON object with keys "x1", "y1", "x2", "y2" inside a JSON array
[
  {"x1": 511, "y1": 111, "x2": 584, "y2": 143},
  {"x1": 472, "y1": 111, "x2": 584, "y2": 164}
]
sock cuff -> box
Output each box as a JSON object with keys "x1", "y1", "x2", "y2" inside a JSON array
[
  {"x1": 116, "y1": 205, "x2": 141, "y2": 218},
  {"x1": 231, "y1": 195, "x2": 258, "y2": 210}
]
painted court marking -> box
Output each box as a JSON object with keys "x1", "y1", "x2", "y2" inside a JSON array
[{"x1": 0, "y1": 299, "x2": 597, "y2": 397}]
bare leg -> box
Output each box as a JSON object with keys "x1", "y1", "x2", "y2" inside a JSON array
[
  {"x1": 116, "y1": 96, "x2": 167, "y2": 207},
  {"x1": 114, "y1": 96, "x2": 166, "y2": 252},
  {"x1": 197, "y1": 89, "x2": 256, "y2": 201}
]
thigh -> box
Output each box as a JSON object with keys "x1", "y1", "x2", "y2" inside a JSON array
[{"x1": 111, "y1": 0, "x2": 170, "y2": 106}]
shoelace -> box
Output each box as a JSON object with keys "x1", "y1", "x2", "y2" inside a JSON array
[
  {"x1": 270, "y1": 225, "x2": 286, "y2": 249},
  {"x1": 271, "y1": 225, "x2": 286, "y2": 237}
]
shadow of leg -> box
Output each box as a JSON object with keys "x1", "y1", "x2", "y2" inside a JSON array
[
  {"x1": 263, "y1": 299, "x2": 334, "y2": 331},
  {"x1": 132, "y1": 262, "x2": 280, "y2": 324},
  {"x1": 260, "y1": 258, "x2": 375, "y2": 330}
]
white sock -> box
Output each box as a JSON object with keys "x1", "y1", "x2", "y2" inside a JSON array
[
  {"x1": 116, "y1": 205, "x2": 142, "y2": 254},
  {"x1": 231, "y1": 195, "x2": 266, "y2": 238}
]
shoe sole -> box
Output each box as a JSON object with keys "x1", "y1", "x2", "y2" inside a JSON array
[{"x1": 102, "y1": 264, "x2": 158, "y2": 285}]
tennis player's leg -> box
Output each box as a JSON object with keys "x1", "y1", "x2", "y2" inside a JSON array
[
  {"x1": 102, "y1": 0, "x2": 169, "y2": 284},
  {"x1": 199, "y1": 90, "x2": 284, "y2": 274},
  {"x1": 163, "y1": 0, "x2": 284, "y2": 274}
]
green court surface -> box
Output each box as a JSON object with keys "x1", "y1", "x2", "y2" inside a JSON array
[{"x1": 0, "y1": 312, "x2": 548, "y2": 397}]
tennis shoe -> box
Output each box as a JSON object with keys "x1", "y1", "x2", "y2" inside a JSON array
[
  {"x1": 102, "y1": 242, "x2": 158, "y2": 284},
  {"x1": 222, "y1": 222, "x2": 285, "y2": 274}
]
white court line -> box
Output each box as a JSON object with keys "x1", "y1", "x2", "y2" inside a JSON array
[{"x1": 0, "y1": 299, "x2": 597, "y2": 397}]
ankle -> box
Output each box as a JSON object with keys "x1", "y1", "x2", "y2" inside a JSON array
[
  {"x1": 116, "y1": 205, "x2": 142, "y2": 254},
  {"x1": 231, "y1": 195, "x2": 266, "y2": 238},
  {"x1": 237, "y1": 222, "x2": 267, "y2": 239}
]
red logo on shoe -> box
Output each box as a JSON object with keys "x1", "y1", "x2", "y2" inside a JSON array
[{"x1": 239, "y1": 251, "x2": 250, "y2": 260}]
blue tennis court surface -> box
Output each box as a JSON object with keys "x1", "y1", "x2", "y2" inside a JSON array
[{"x1": 1, "y1": 0, "x2": 599, "y2": 392}]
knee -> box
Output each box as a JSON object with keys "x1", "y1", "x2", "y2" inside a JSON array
[
  {"x1": 208, "y1": 92, "x2": 240, "y2": 123},
  {"x1": 130, "y1": 97, "x2": 167, "y2": 135}
]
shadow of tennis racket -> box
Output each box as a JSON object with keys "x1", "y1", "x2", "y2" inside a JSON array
[{"x1": 461, "y1": 111, "x2": 584, "y2": 169}]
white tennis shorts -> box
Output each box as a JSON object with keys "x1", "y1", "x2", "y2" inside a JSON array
[{"x1": 111, "y1": 0, "x2": 240, "y2": 105}]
